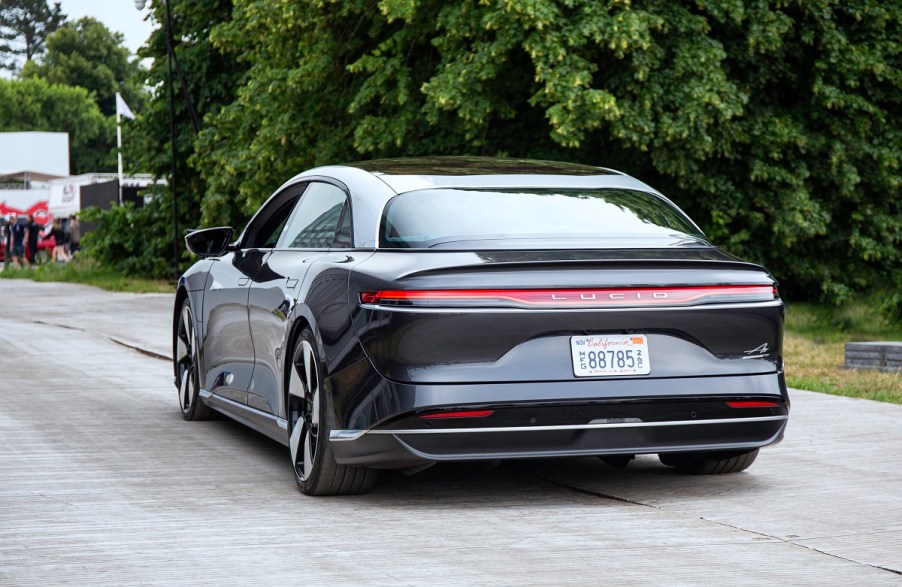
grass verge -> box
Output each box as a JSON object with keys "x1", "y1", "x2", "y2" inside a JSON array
[
  {"x1": 784, "y1": 301, "x2": 902, "y2": 404},
  {"x1": 0, "y1": 257, "x2": 173, "y2": 293}
]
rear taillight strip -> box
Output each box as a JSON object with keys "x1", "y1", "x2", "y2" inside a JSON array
[
  {"x1": 360, "y1": 285, "x2": 777, "y2": 308},
  {"x1": 727, "y1": 400, "x2": 782, "y2": 408}
]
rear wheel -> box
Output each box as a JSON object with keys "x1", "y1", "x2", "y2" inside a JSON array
[
  {"x1": 599, "y1": 454, "x2": 634, "y2": 470},
  {"x1": 659, "y1": 448, "x2": 759, "y2": 474},
  {"x1": 287, "y1": 330, "x2": 376, "y2": 496},
  {"x1": 174, "y1": 301, "x2": 212, "y2": 421}
]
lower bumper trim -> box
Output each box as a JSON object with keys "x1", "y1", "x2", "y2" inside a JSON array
[
  {"x1": 331, "y1": 415, "x2": 787, "y2": 441},
  {"x1": 329, "y1": 415, "x2": 788, "y2": 467}
]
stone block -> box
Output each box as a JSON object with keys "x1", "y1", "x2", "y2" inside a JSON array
[{"x1": 845, "y1": 341, "x2": 902, "y2": 372}]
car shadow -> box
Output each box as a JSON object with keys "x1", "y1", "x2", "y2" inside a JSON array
[{"x1": 204, "y1": 416, "x2": 769, "y2": 507}]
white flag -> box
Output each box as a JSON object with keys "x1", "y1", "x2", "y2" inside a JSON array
[{"x1": 116, "y1": 92, "x2": 135, "y2": 120}]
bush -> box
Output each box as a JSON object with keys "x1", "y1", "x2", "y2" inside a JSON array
[{"x1": 80, "y1": 199, "x2": 179, "y2": 279}]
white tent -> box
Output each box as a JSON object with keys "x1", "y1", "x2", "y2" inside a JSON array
[{"x1": 0, "y1": 132, "x2": 70, "y2": 180}]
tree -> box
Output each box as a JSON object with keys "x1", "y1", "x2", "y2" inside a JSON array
[
  {"x1": 0, "y1": 0, "x2": 64, "y2": 71},
  {"x1": 0, "y1": 77, "x2": 108, "y2": 174},
  {"x1": 22, "y1": 17, "x2": 145, "y2": 117},
  {"x1": 193, "y1": 0, "x2": 900, "y2": 309},
  {"x1": 81, "y1": 0, "x2": 248, "y2": 278}
]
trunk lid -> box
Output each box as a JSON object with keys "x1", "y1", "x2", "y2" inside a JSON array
[{"x1": 349, "y1": 248, "x2": 783, "y2": 384}]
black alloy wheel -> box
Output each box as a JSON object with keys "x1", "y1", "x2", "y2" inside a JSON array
[
  {"x1": 287, "y1": 329, "x2": 376, "y2": 496},
  {"x1": 175, "y1": 301, "x2": 211, "y2": 421}
]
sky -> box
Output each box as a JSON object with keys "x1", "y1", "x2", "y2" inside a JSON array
[
  {"x1": 0, "y1": 0, "x2": 153, "y2": 78},
  {"x1": 58, "y1": 0, "x2": 155, "y2": 56}
]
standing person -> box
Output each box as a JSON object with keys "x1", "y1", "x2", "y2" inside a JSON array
[
  {"x1": 67, "y1": 214, "x2": 80, "y2": 258},
  {"x1": 8, "y1": 213, "x2": 25, "y2": 267},
  {"x1": 24, "y1": 214, "x2": 42, "y2": 265},
  {"x1": 2, "y1": 216, "x2": 10, "y2": 270},
  {"x1": 49, "y1": 219, "x2": 68, "y2": 262},
  {"x1": 61, "y1": 217, "x2": 71, "y2": 260}
]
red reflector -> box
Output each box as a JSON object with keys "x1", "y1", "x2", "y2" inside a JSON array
[
  {"x1": 418, "y1": 410, "x2": 495, "y2": 420},
  {"x1": 726, "y1": 401, "x2": 781, "y2": 408}
]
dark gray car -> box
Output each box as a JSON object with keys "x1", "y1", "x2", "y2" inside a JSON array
[{"x1": 174, "y1": 157, "x2": 788, "y2": 495}]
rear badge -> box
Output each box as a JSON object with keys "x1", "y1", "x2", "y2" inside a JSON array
[{"x1": 742, "y1": 342, "x2": 770, "y2": 359}]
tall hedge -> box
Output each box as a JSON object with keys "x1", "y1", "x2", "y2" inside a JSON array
[
  {"x1": 105, "y1": 0, "x2": 900, "y2": 310},
  {"x1": 190, "y1": 0, "x2": 900, "y2": 304}
]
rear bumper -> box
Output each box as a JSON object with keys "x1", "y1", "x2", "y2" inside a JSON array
[
  {"x1": 331, "y1": 414, "x2": 787, "y2": 467},
  {"x1": 330, "y1": 413, "x2": 789, "y2": 468},
  {"x1": 327, "y1": 360, "x2": 789, "y2": 467}
]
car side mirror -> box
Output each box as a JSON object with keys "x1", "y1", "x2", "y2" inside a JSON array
[{"x1": 185, "y1": 226, "x2": 235, "y2": 257}]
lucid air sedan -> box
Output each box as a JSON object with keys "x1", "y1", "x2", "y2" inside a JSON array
[{"x1": 174, "y1": 157, "x2": 788, "y2": 496}]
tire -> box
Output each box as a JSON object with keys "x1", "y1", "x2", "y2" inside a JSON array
[
  {"x1": 287, "y1": 329, "x2": 377, "y2": 496},
  {"x1": 599, "y1": 454, "x2": 634, "y2": 470},
  {"x1": 174, "y1": 300, "x2": 213, "y2": 421},
  {"x1": 659, "y1": 448, "x2": 759, "y2": 475}
]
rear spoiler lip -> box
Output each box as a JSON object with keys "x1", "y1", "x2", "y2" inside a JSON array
[{"x1": 400, "y1": 257, "x2": 773, "y2": 281}]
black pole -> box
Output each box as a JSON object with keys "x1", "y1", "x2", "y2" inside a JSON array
[
  {"x1": 164, "y1": 0, "x2": 179, "y2": 280},
  {"x1": 170, "y1": 42, "x2": 201, "y2": 134}
]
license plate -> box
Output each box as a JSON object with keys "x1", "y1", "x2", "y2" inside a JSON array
[{"x1": 571, "y1": 335, "x2": 651, "y2": 377}]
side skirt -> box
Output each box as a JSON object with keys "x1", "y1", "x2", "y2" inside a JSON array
[{"x1": 200, "y1": 389, "x2": 289, "y2": 446}]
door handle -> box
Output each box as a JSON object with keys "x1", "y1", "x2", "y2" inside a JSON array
[
  {"x1": 238, "y1": 277, "x2": 250, "y2": 286},
  {"x1": 286, "y1": 278, "x2": 299, "y2": 288}
]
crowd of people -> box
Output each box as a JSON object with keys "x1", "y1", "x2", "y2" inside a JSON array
[{"x1": 1, "y1": 213, "x2": 80, "y2": 269}]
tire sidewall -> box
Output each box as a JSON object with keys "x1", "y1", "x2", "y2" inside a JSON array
[
  {"x1": 291, "y1": 329, "x2": 331, "y2": 493},
  {"x1": 178, "y1": 301, "x2": 203, "y2": 420}
]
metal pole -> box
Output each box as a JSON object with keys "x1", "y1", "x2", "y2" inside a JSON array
[
  {"x1": 116, "y1": 108, "x2": 124, "y2": 205},
  {"x1": 164, "y1": 0, "x2": 179, "y2": 280}
]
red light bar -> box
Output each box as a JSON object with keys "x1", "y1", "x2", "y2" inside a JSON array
[
  {"x1": 360, "y1": 285, "x2": 776, "y2": 308},
  {"x1": 726, "y1": 401, "x2": 781, "y2": 408},
  {"x1": 418, "y1": 410, "x2": 495, "y2": 420}
]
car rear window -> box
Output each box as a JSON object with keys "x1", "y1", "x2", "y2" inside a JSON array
[{"x1": 380, "y1": 188, "x2": 705, "y2": 249}]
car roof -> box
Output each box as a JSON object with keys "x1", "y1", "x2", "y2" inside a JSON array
[
  {"x1": 275, "y1": 156, "x2": 676, "y2": 248},
  {"x1": 346, "y1": 156, "x2": 618, "y2": 177}
]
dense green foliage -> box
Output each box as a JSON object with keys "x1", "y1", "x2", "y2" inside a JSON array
[
  {"x1": 79, "y1": 203, "x2": 174, "y2": 278},
  {"x1": 189, "y1": 0, "x2": 900, "y2": 306},
  {"x1": 84, "y1": 0, "x2": 901, "y2": 316},
  {"x1": 22, "y1": 17, "x2": 145, "y2": 117},
  {"x1": 0, "y1": 76, "x2": 110, "y2": 173},
  {"x1": 0, "y1": 0, "x2": 63, "y2": 70}
]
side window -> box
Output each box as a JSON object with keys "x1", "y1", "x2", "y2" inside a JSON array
[
  {"x1": 332, "y1": 203, "x2": 352, "y2": 248},
  {"x1": 278, "y1": 182, "x2": 349, "y2": 249},
  {"x1": 243, "y1": 194, "x2": 301, "y2": 249}
]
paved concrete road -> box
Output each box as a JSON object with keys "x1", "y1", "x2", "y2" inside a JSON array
[{"x1": 1, "y1": 280, "x2": 900, "y2": 585}]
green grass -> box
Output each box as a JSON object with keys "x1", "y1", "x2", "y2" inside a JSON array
[
  {"x1": 0, "y1": 257, "x2": 173, "y2": 293},
  {"x1": 784, "y1": 301, "x2": 902, "y2": 404}
]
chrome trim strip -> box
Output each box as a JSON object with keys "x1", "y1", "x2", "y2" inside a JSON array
[
  {"x1": 358, "y1": 300, "x2": 783, "y2": 314},
  {"x1": 331, "y1": 430, "x2": 370, "y2": 441},
  {"x1": 330, "y1": 415, "x2": 788, "y2": 442}
]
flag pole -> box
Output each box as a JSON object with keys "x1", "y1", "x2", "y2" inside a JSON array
[{"x1": 117, "y1": 105, "x2": 124, "y2": 206}]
